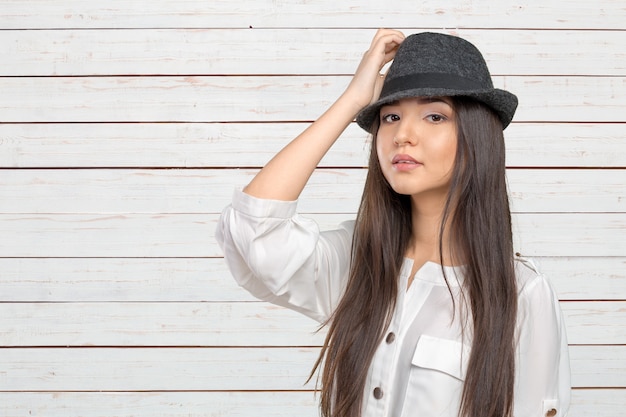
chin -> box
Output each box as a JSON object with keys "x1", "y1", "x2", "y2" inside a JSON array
[
  {"x1": 387, "y1": 181, "x2": 451, "y2": 200},
  {"x1": 387, "y1": 183, "x2": 418, "y2": 196}
]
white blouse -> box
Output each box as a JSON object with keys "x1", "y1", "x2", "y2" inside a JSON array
[{"x1": 216, "y1": 190, "x2": 571, "y2": 417}]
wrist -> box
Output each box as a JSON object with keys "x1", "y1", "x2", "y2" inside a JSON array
[{"x1": 337, "y1": 89, "x2": 370, "y2": 120}]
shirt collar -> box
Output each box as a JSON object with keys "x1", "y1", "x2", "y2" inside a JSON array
[{"x1": 402, "y1": 258, "x2": 465, "y2": 287}]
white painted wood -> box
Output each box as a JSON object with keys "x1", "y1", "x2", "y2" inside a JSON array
[
  {"x1": 0, "y1": 258, "x2": 257, "y2": 302},
  {"x1": 0, "y1": 76, "x2": 623, "y2": 123},
  {"x1": 569, "y1": 389, "x2": 626, "y2": 417},
  {"x1": 512, "y1": 214, "x2": 626, "y2": 257},
  {"x1": 0, "y1": 392, "x2": 321, "y2": 417},
  {"x1": 535, "y1": 257, "x2": 626, "y2": 301},
  {"x1": 0, "y1": 301, "x2": 620, "y2": 346},
  {"x1": 0, "y1": 0, "x2": 624, "y2": 29},
  {"x1": 504, "y1": 123, "x2": 626, "y2": 168},
  {"x1": 2, "y1": 257, "x2": 625, "y2": 302},
  {"x1": 0, "y1": 0, "x2": 623, "y2": 414},
  {"x1": 559, "y1": 302, "x2": 626, "y2": 345},
  {"x1": 2, "y1": 122, "x2": 624, "y2": 169},
  {"x1": 0, "y1": 168, "x2": 365, "y2": 214},
  {"x1": 570, "y1": 346, "x2": 626, "y2": 387},
  {"x1": 506, "y1": 169, "x2": 626, "y2": 213},
  {"x1": 0, "y1": 347, "x2": 321, "y2": 391},
  {"x1": 0, "y1": 122, "x2": 371, "y2": 168},
  {"x1": 0, "y1": 346, "x2": 620, "y2": 390},
  {"x1": 2, "y1": 29, "x2": 623, "y2": 76},
  {"x1": 0, "y1": 302, "x2": 325, "y2": 347},
  {"x1": 0, "y1": 213, "x2": 623, "y2": 257},
  {"x1": 1, "y1": 168, "x2": 624, "y2": 214},
  {"x1": 0, "y1": 389, "x2": 623, "y2": 417}
]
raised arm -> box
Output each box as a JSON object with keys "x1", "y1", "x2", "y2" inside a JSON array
[{"x1": 243, "y1": 29, "x2": 405, "y2": 201}]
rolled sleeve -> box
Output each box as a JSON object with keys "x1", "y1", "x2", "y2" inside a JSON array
[{"x1": 216, "y1": 189, "x2": 353, "y2": 322}]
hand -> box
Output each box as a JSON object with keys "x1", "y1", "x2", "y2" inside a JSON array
[{"x1": 344, "y1": 28, "x2": 405, "y2": 111}]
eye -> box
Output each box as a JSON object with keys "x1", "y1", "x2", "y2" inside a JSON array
[
  {"x1": 426, "y1": 114, "x2": 446, "y2": 123},
  {"x1": 381, "y1": 113, "x2": 400, "y2": 123}
]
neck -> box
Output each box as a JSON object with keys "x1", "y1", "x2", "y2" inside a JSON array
[{"x1": 409, "y1": 192, "x2": 455, "y2": 266}]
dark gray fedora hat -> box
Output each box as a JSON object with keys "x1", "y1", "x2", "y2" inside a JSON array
[{"x1": 356, "y1": 32, "x2": 518, "y2": 132}]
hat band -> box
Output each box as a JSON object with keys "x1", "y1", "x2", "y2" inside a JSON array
[{"x1": 381, "y1": 73, "x2": 489, "y2": 98}]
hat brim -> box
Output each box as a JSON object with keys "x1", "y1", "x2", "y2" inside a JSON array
[{"x1": 356, "y1": 87, "x2": 518, "y2": 133}]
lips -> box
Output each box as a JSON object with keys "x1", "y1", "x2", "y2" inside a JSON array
[{"x1": 392, "y1": 154, "x2": 421, "y2": 165}]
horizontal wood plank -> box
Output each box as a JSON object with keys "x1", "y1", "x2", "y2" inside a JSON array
[
  {"x1": 1, "y1": 257, "x2": 625, "y2": 302},
  {"x1": 570, "y1": 345, "x2": 626, "y2": 387},
  {"x1": 511, "y1": 214, "x2": 626, "y2": 257},
  {"x1": 536, "y1": 257, "x2": 626, "y2": 301},
  {"x1": 506, "y1": 169, "x2": 626, "y2": 213},
  {"x1": 1, "y1": 168, "x2": 624, "y2": 214},
  {"x1": 0, "y1": 258, "x2": 256, "y2": 302},
  {"x1": 0, "y1": 302, "x2": 324, "y2": 347},
  {"x1": 1, "y1": 76, "x2": 624, "y2": 123},
  {"x1": 0, "y1": 301, "x2": 621, "y2": 346},
  {"x1": 0, "y1": 392, "x2": 320, "y2": 417},
  {"x1": 0, "y1": 0, "x2": 623, "y2": 29},
  {"x1": 0, "y1": 346, "x2": 620, "y2": 390},
  {"x1": 0, "y1": 168, "x2": 364, "y2": 214},
  {"x1": 0, "y1": 389, "x2": 622, "y2": 417},
  {"x1": 504, "y1": 123, "x2": 626, "y2": 168},
  {"x1": 0, "y1": 122, "x2": 369, "y2": 169},
  {"x1": 0, "y1": 213, "x2": 624, "y2": 257},
  {"x1": 0, "y1": 347, "x2": 320, "y2": 391},
  {"x1": 568, "y1": 389, "x2": 626, "y2": 417},
  {"x1": 559, "y1": 302, "x2": 626, "y2": 345},
  {"x1": 1, "y1": 123, "x2": 624, "y2": 169},
  {"x1": 2, "y1": 28, "x2": 623, "y2": 76}
]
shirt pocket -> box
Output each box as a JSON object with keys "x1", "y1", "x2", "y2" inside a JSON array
[
  {"x1": 401, "y1": 335, "x2": 471, "y2": 416},
  {"x1": 411, "y1": 334, "x2": 471, "y2": 381}
]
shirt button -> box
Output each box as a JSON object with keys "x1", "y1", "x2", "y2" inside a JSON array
[
  {"x1": 546, "y1": 409, "x2": 557, "y2": 417},
  {"x1": 385, "y1": 332, "x2": 396, "y2": 344},
  {"x1": 373, "y1": 387, "x2": 383, "y2": 399}
]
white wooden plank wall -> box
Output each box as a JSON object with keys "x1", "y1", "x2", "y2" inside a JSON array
[{"x1": 0, "y1": 1, "x2": 624, "y2": 415}]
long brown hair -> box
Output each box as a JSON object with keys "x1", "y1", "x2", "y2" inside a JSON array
[{"x1": 311, "y1": 97, "x2": 518, "y2": 417}]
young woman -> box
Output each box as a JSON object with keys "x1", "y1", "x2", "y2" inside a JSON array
[{"x1": 216, "y1": 30, "x2": 571, "y2": 417}]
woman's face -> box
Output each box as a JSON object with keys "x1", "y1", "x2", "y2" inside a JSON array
[{"x1": 376, "y1": 97, "x2": 458, "y2": 201}]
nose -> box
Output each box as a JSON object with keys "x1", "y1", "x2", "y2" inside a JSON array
[
  {"x1": 392, "y1": 120, "x2": 418, "y2": 146},
  {"x1": 393, "y1": 135, "x2": 414, "y2": 146}
]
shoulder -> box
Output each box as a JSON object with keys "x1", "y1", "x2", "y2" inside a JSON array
[
  {"x1": 514, "y1": 255, "x2": 560, "y2": 310},
  {"x1": 339, "y1": 219, "x2": 356, "y2": 234},
  {"x1": 514, "y1": 256, "x2": 542, "y2": 291}
]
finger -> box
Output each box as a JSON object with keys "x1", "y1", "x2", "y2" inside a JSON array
[
  {"x1": 370, "y1": 28, "x2": 405, "y2": 47},
  {"x1": 356, "y1": 30, "x2": 404, "y2": 78},
  {"x1": 371, "y1": 32, "x2": 404, "y2": 60},
  {"x1": 376, "y1": 36, "x2": 403, "y2": 70},
  {"x1": 371, "y1": 34, "x2": 405, "y2": 55},
  {"x1": 383, "y1": 45, "x2": 401, "y2": 64}
]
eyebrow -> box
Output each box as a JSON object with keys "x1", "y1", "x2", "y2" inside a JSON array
[
  {"x1": 419, "y1": 97, "x2": 454, "y2": 106},
  {"x1": 382, "y1": 97, "x2": 454, "y2": 108}
]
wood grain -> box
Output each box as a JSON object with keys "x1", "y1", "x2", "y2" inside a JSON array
[
  {"x1": 2, "y1": 29, "x2": 623, "y2": 76},
  {"x1": 0, "y1": 76, "x2": 623, "y2": 123},
  {"x1": 1, "y1": 0, "x2": 624, "y2": 29}
]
